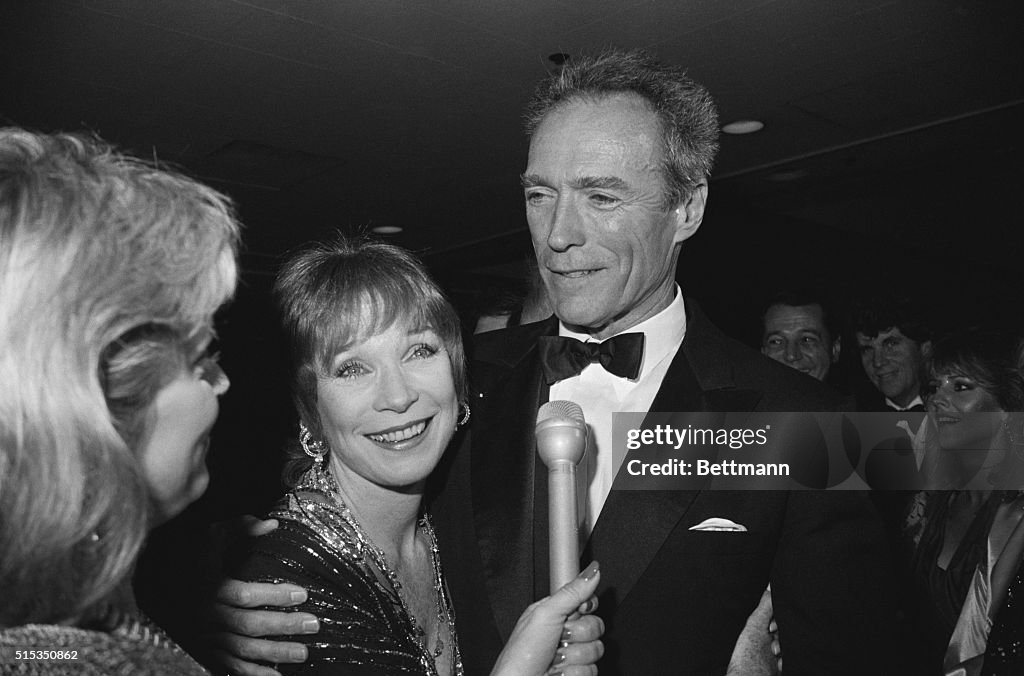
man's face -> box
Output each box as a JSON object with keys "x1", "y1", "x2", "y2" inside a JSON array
[
  {"x1": 522, "y1": 94, "x2": 705, "y2": 339},
  {"x1": 761, "y1": 303, "x2": 839, "y2": 381},
  {"x1": 856, "y1": 327, "x2": 931, "y2": 407}
]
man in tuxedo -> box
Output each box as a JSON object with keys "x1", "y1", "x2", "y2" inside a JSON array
[
  {"x1": 852, "y1": 295, "x2": 933, "y2": 412},
  {"x1": 430, "y1": 49, "x2": 902, "y2": 674},
  {"x1": 208, "y1": 49, "x2": 902, "y2": 675}
]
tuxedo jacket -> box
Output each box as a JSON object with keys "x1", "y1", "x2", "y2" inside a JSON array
[{"x1": 430, "y1": 303, "x2": 903, "y2": 675}]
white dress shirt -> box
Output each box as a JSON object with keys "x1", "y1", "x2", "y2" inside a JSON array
[{"x1": 550, "y1": 287, "x2": 688, "y2": 540}]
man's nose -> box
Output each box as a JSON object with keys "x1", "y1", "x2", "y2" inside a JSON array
[
  {"x1": 376, "y1": 366, "x2": 418, "y2": 412},
  {"x1": 546, "y1": 196, "x2": 585, "y2": 252},
  {"x1": 784, "y1": 341, "x2": 801, "y2": 362},
  {"x1": 872, "y1": 348, "x2": 887, "y2": 368}
]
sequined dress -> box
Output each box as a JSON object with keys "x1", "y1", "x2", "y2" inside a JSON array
[{"x1": 233, "y1": 491, "x2": 460, "y2": 675}]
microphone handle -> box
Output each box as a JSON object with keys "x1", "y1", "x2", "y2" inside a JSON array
[{"x1": 548, "y1": 460, "x2": 580, "y2": 593}]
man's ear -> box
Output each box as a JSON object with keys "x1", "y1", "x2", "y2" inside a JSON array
[
  {"x1": 831, "y1": 336, "x2": 842, "y2": 364},
  {"x1": 673, "y1": 183, "x2": 707, "y2": 245}
]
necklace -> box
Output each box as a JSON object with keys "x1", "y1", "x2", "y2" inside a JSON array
[{"x1": 330, "y1": 492, "x2": 463, "y2": 676}]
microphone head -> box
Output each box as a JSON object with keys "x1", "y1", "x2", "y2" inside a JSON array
[
  {"x1": 536, "y1": 400, "x2": 587, "y2": 466},
  {"x1": 537, "y1": 400, "x2": 585, "y2": 426}
]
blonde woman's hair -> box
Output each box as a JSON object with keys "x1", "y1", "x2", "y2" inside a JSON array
[{"x1": 0, "y1": 129, "x2": 240, "y2": 626}]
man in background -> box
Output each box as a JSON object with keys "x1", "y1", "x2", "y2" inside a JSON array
[
  {"x1": 852, "y1": 296, "x2": 932, "y2": 411},
  {"x1": 761, "y1": 290, "x2": 841, "y2": 383}
]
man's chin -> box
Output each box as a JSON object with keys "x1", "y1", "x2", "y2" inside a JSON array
[{"x1": 552, "y1": 302, "x2": 607, "y2": 332}]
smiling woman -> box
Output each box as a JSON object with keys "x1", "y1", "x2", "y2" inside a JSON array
[
  {"x1": 228, "y1": 236, "x2": 604, "y2": 676},
  {"x1": 903, "y1": 329, "x2": 1024, "y2": 675}
]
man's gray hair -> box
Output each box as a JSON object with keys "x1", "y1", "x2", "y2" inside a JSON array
[{"x1": 524, "y1": 47, "x2": 720, "y2": 209}]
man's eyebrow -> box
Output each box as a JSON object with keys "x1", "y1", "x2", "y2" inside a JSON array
[
  {"x1": 520, "y1": 173, "x2": 543, "y2": 188},
  {"x1": 572, "y1": 176, "x2": 630, "y2": 191},
  {"x1": 519, "y1": 174, "x2": 632, "y2": 191}
]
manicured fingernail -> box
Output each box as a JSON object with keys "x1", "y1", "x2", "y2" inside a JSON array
[
  {"x1": 559, "y1": 639, "x2": 569, "y2": 649},
  {"x1": 561, "y1": 627, "x2": 572, "y2": 641},
  {"x1": 581, "y1": 599, "x2": 595, "y2": 613},
  {"x1": 581, "y1": 561, "x2": 600, "y2": 581},
  {"x1": 554, "y1": 649, "x2": 566, "y2": 664},
  {"x1": 301, "y1": 618, "x2": 319, "y2": 633},
  {"x1": 290, "y1": 590, "x2": 307, "y2": 603},
  {"x1": 289, "y1": 645, "x2": 308, "y2": 661}
]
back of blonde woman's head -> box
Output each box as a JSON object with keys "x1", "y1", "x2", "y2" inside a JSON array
[{"x1": 0, "y1": 129, "x2": 240, "y2": 626}]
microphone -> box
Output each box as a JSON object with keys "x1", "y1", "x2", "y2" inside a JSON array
[{"x1": 536, "y1": 400, "x2": 588, "y2": 593}]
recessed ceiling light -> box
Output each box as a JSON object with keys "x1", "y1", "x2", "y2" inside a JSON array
[
  {"x1": 371, "y1": 225, "x2": 403, "y2": 235},
  {"x1": 721, "y1": 120, "x2": 764, "y2": 135}
]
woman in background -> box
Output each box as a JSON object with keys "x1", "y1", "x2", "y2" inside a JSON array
[
  {"x1": 0, "y1": 128, "x2": 239, "y2": 672},
  {"x1": 905, "y1": 330, "x2": 1024, "y2": 675}
]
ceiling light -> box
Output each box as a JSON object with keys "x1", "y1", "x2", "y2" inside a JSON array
[
  {"x1": 371, "y1": 225, "x2": 403, "y2": 235},
  {"x1": 722, "y1": 120, "x2": 764, "y2": 135}
]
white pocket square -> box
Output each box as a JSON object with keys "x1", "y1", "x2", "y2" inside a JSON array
[{"x1": 689, "y1": 517, "x2": 748, "y2": 532}]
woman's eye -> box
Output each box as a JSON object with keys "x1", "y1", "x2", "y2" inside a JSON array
[
  {"x1": 335, "y1": 362, "x2": 366, "y2": 379},
  {"x1": 195, "y1": 354, "x2": 228, "y2": 391},
  {"x1": 411, "y1": 343, "x2": 438, "y2": 359}
]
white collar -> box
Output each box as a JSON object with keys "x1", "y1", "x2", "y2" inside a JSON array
[{"x1": 886, "y1": 394, "x2": 924, "y2": 411}]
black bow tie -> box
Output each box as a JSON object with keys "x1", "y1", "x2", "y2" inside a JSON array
[
  {"x1": 537, "y1": 333, "x2": 645, "y2": 385},
  {"x1": 888, "y1": 403, "x2": 926, "y2": 413}
]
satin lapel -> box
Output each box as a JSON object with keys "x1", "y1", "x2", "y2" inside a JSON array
[
  {"x1": 471, "y1": 319, "x2": 554, "y2": 640},
  {"x1": 586, "y1": 303, "x2": 762, "y2": 607}
]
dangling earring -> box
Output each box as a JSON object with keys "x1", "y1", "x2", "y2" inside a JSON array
[
  {"x1": 456, "y1": 402, "x2": 471, "y2": 429},
  {"x1": 296, "y1": 422, "x2": 337, "y2": 493}
]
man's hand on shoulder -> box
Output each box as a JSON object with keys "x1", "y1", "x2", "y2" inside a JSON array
[{"x1": 204, "y1": 516, "x2": 319, "y2": 676}]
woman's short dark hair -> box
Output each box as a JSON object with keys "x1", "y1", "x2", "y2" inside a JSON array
[{"x1": 275, "y1": 236, "x2": 467, "y2": 484}]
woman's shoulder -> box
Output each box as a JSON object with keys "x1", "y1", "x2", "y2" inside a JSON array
[
  {"x1": 233, "y1": 491, "x2": 370, "y2": 586},
  {"x1": 228, "y1": 494, "x2": 428, "y2": 675},
  {"x1": 0, "y1": 621, "x2": 209, "y2": 675}
]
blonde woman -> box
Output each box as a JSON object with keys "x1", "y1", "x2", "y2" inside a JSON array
[{"x1": 0, "y1": 129, "x2": 239, "y2": 672}]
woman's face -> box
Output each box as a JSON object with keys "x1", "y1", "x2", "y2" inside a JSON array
[
  {"x1": 139, "y1": 348, "x2": 229, "y2": 523},
  {"x1": 315, "y1": 322, "x2": 458, "y2": 496},
  {"x1": 927, "y1": 370, "x2": 1004, "y2": 452}
]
